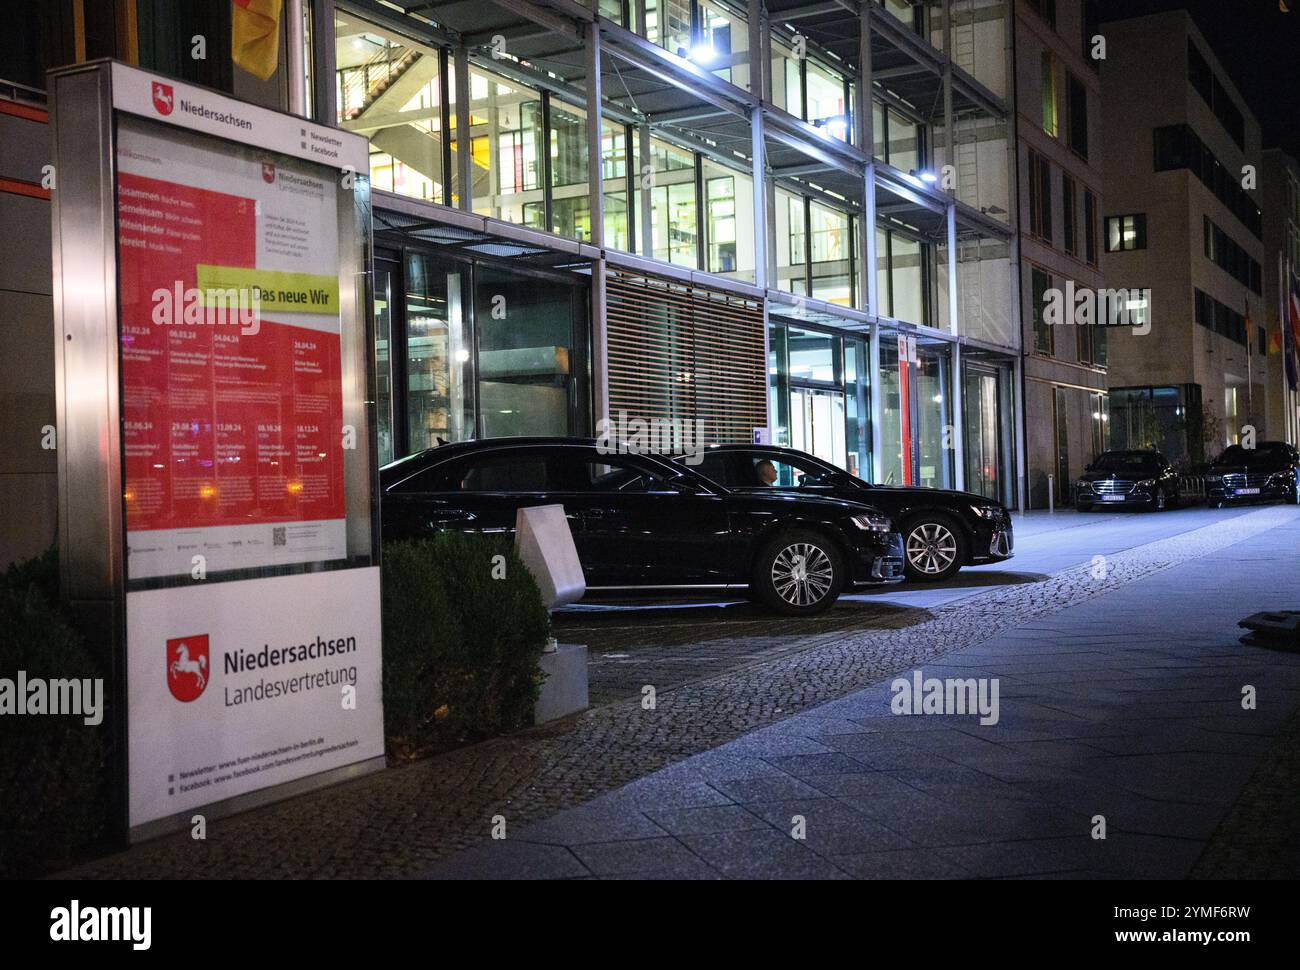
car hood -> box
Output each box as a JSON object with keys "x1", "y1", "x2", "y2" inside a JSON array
[
  {"x1": 1209, "y1": 462, "x2": 1289, "y2": 475},
  {"x1": 858, "y1": 484, "x2": 1000, "y2": 509},
  {"x1": 726, "y1": 489, "x2": 891, "y2": 518}
]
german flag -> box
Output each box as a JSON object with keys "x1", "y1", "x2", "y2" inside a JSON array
[{"x1": 232, "y1": 0, "x2": 283, "y2": 81}]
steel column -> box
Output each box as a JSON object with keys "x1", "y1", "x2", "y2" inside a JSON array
[
  {"x1": 586, "y1": 21, "x2": 605, "y2": 246},
  {"x1": 870, "y1": 324, "x2": 884, "y2": 483},
  {"x1": 454, "y1": 46, "x2": 472, "y2": 211},
  {"x1": 639, "y1": 121, "x2": 654, "y2": 257},
  {"x1": 751, "y1": 105, "x2": 768, "y2": 289}
]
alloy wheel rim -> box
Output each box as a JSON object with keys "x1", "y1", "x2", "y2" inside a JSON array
[
  {"x1": 771, "y1": 542, "x2": 834, "y2": 607},
  {"x1": 906, "y1": 523, "x2": 958, "y2": 574}
]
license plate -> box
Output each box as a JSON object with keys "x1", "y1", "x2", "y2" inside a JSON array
[
  {"x1": 1100, "y1": 494, "x2": 1125, "y2": 502},
  {"x1": 1234, "y1": 487, "x2": 1261, "y2": 495}
]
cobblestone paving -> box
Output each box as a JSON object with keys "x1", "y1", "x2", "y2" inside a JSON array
[{"x1": 63, "y1": 507, "x2": 1296, "y2": 879}]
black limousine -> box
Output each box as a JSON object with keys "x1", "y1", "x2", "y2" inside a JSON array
[{"x1": 380, "y1": 438, "x2": 906, "y2": 615}]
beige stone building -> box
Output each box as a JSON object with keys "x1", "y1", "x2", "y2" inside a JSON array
[
  {"x1": 1016, "y1": 0, "x2": 1109, "y2": 507},
  {"x1": 1098, "y1": 10, "x2": 1266, "y2": 465}
]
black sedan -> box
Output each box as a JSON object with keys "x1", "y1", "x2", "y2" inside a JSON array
[
  {"x1": 1206, "y1": 441, "x2": 1300, "y2": 507},
  {"x1": 380, "y1": 438, "x2": 906, "y2": 615},
  {"x1": 1074, "y1": 450, "x2": 1180, "y2": 512},
  {"x1": 675, "y1": 445, "x2": 1013, "y2": 582}
]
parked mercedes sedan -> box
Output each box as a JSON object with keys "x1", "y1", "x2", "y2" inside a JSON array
[
  {"x1": 1075, "y1": 450, "x2": 1181, "y2": 512},
  {"x1": 675, "y1": 445, "x2": 1013, "y2": 582},
  {"x1": 1206, "y1": 441, "x2": 1300, "y2": 507},
  {"x1": 380, "y1": 438, "x2": 906, "y2": 615}
]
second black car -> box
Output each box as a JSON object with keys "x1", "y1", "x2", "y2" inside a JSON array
[{"x1": 676, "y1": 445, "x2": 1014, "y2": 582}]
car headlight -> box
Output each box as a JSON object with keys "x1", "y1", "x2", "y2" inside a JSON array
[
  {"x1": 1076, "y1": 480, "x2": 1092, "y2": 493},
  {"x1": 971, "y1": 505, "x2": 1002, "y2": 519},
  {"x1": 1135, "y1": 478, "x2": 1156, "y2": 489},
  {"x1": 851, "y1": 512, "x2": 893, "y2": 532}
]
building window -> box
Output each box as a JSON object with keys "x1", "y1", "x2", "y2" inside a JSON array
[
  {"x1": 1062, "y1": 173, "x2": 1077, "y2": 257},
  {"x1": 1187, "y1": 39, "x2": 1245, "y2": 151},
  {"x1": 1203, "y1": 216, "x2": 1262, "y2": 294},
  {"x1": 1028, "y1": 150, "x2": 1053, "y2": 242},
  {"x1": 703, "y1": 157, "x2": 755, "y2": 282},
  {"x1": 1105, "y1": 214, "x2": 1147, "y2": 252},
  {"x1": 1154, "y1": 124, "x2": 1261, "y2": 239},
  {"x1": 1028, "y1": 0, "x2": 1057, "y2": 30},
  {"x1": 1032, "y1": 267, "x2": 1054, "y2": 355},
  {"x1": 1066, "y1": 73, "x2": 1088, "y2": 159},
  {"x1": 1053, "y1": 387, "x2": 1070, "y2": 504},
  {"x1": 809, "y1": 202, "x2": 853, "y2": 306},
  {"x1": 1090, "y1": 392, "x2": 1109, "y2": 458},
  {"x1": 806, "y1": 59, "x2": 849, "y2": 142},
  {"x1": 648, "y1": 0, "x2": 693, "y2": 58},
  {"x1": 639, "y1": 135, "x2": 698, "y2": 269},
  {"x1": 1041, "y1": 52, "x2": 1059, "y2": 138},
  {"x1": 698, "y1": 0, "x2": 750, "y2": 90},
  {"x1": 883, "y1": 0, "x2": 924, "y2": 34},
  {"x1": 337, "y1": 26, "x2": 450, "y2": 204},
  {"x1": 1194, "y1": 288, "x2": 1248, "y2": 346},
  {"x1": 1083, "y1": 189, "x2": 1098, "y2": 265},
  {"x1": 877, "y1": 228, "x2": 931, "y2": 326}
]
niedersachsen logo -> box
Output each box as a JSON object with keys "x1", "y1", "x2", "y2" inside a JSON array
[{"x1": 150, "y1": 81, "x2": 252, "y2": 131}]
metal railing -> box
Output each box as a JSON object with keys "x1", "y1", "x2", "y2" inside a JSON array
[{"x1": 338, "y1": 46, "x2": 420, "y2": 121}]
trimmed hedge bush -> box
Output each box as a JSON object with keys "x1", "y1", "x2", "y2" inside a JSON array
[
  {"x1": 0, "y1": 549, "x2": 106, "y2": 877},
  {"x1": 381, "y1": 533, "x2": 550, "y2": 754}
]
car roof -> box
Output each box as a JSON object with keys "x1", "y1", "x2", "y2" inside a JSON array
[{"x1": 380, "y1": 436, "x2": 723, "y2": 490}]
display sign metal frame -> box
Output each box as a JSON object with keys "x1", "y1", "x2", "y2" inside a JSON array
[{"x1": 49, "y1": 60, "x2": 385, "y2": 843}]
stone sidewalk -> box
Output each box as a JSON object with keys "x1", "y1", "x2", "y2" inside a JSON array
[
  {"x1": 61, "y1": 506, "x2": 1299, "y2": 878},
  {"x1": 427, "y1": 507, "x2": 1300, "y2": 879}
]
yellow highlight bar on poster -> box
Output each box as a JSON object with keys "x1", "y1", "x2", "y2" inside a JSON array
[{"x1": 195, "y1": 264, "x2": 339, "y2": 314}]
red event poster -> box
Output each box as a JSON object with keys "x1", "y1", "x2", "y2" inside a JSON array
[{"x1": 116, "y1": 118, "x2": 347, "y2": 579}]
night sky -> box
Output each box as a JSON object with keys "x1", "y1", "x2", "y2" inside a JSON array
[{"x1": 1095, "y1": 0, "x2": 1300, "y2": 156}]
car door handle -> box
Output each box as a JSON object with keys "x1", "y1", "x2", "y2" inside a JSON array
[{"x1": 583, "y1": 508, "x2": 612, "y2": 518}]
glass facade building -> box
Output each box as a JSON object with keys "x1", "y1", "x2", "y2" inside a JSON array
[{"x1": 0, "y1": 0, "x2": 1026, "y2": 570}]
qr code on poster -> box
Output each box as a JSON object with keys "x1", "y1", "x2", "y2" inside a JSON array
[{"x1": 272, "y1": 527, "x2": 287, "y2": 547}]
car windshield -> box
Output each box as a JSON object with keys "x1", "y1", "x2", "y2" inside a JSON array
[
  {"x1": 1092, "y1": 453, "x2": 1161, "y2": 475},
  {"x1": 1213, "y1": 445, "x2": 1287, "y2": 467}
]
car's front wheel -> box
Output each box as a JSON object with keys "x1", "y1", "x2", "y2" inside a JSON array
[
  {"x1": 751, "y1": 529, "x2": 845, "y2": 616},
  {"x1": 903, "y1": 515, "x2": 966, "y2": 582}
]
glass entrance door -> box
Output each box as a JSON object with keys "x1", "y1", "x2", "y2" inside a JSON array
[
  {"x1": 790, "y1": 387, "x2": 847, "y2": 468},
  {"x1": 963, "y1": 366, "x2": 1001, "y2": 500}
]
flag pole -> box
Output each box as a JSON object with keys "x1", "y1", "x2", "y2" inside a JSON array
[
  {"x1": 1287, "y1": 253, "x2": 1297, "y2": 446},
  {"x1": 1246, "y1": 291, "x2": 1253, "y2": 423}
]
